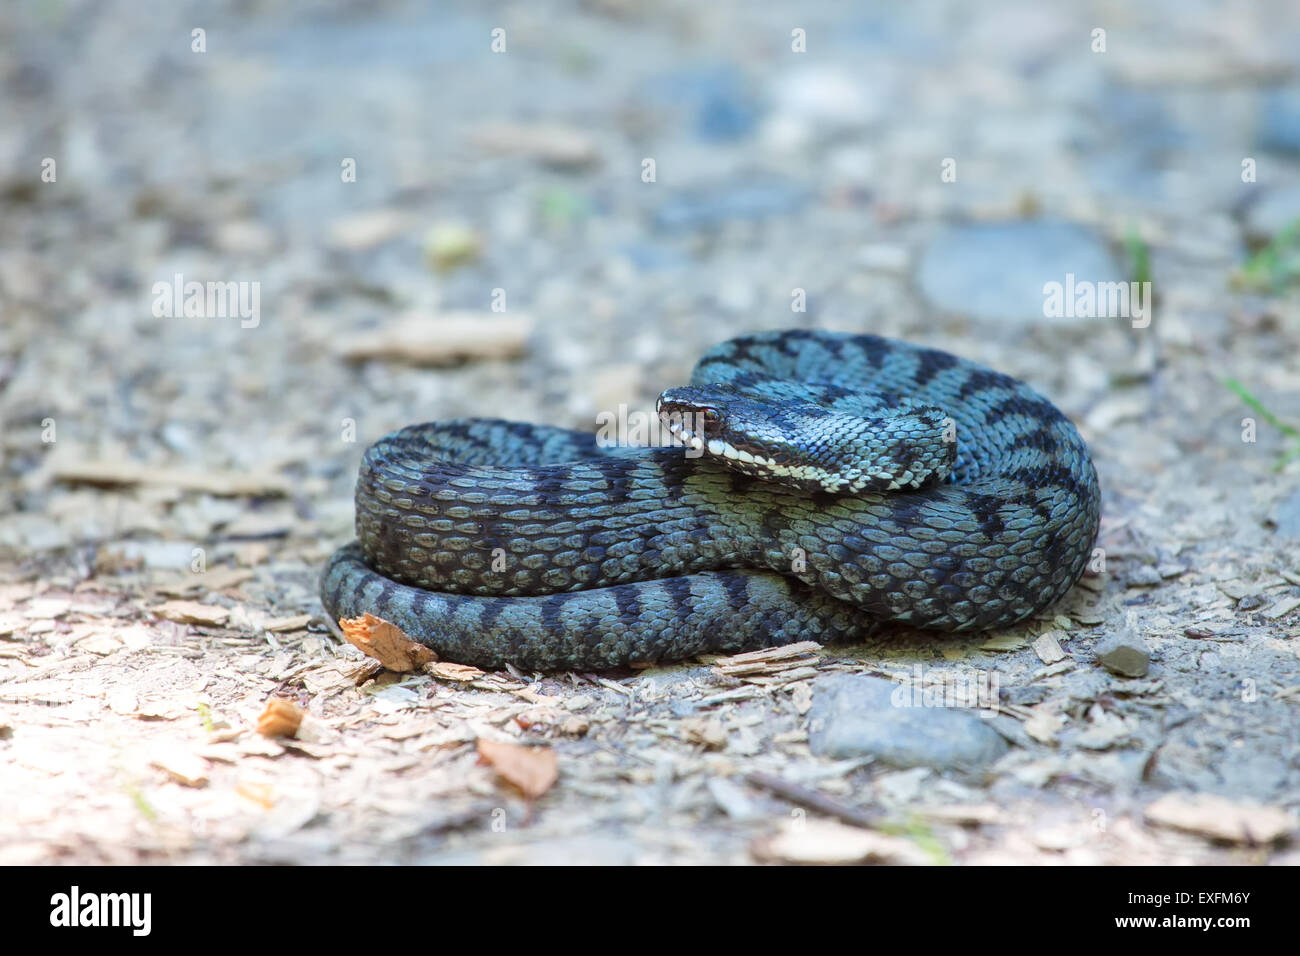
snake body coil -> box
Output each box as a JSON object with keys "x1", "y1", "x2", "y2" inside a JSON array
[{"x1": 322, "y1": 331, "x2": 1100, "y2": 670}]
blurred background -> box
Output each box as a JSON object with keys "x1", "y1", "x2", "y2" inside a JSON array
[
  {"x1": 2, "y1": 0, "x2": 1300, "y2": 489},
  {"x1": 2, "y1": 0, "x2": 1300, "y2": 864},
  {"x1": 3, "y1": 0, "x2": 1298, "y2": 515}
]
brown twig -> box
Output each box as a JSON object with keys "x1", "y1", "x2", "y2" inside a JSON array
[{"x1": 745, "y1": 771, "x2": 882, "y2": 829}]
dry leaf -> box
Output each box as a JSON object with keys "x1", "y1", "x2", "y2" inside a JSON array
[
  {"x1": 339, "y1": 613, "x2": 436, "y2": 672},
  {"x1": 257, "y1": 698, "x2": 304, "y2": 738},
  {"x1": 476, "y1": 739, "x2": 558, "y2": 800},
  {"x1": 150, "y1": 600, "x2": 230, "y2": 625}
]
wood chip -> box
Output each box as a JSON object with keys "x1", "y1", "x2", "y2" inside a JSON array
[
  {"x1": 339, "y1": 613, "x2": 436, "y2": 672},
  {"x1": 150, "y1": 748, "x2": 210, "y2": 787},
  {"x1": 1032, "y1": 660, "x2": 1076, "y2": 681},
  {"x1": 300, "y1": 659, "x2": 381, "y2": 696},
  {"x1": 426, "y1": 661, "x2": 483, "y2": 682},
  {"x1": 327, "y1": 208, "x2": 412, "y2": 251},
  {"x1": 980, "y1": 633, "x2": 1027, "y2": 652},
  {"x1": 1070, "y1": 603, "x2": 1108, "y2": 625},
  {"x1": 476, "y1": 739, "x2": 558, "y2": 800},
  {"x1": 472, "y1": 122, "x2": 601, "y2": 168},
  {"x1": 681, "y1": 717, "x2": 727, "y2": 750},
  {"x1": 1144, "y1": 793, "x2": 1294, "y2": 844},
  {"x1": 700, "y1": 685, "x2": 765, "y2": 706},
  {"x1": 1216, "y1": 579, "x2": 1251, "y2": 600},
  {"x1": 257, "y1": 698, "x2": 304, "y2": 738},
  {"x1": 337, "y1": 312, "x2": 534, "y2": 366},
  {"x1": 236, "y1": 781, "x2": 277, "y2": 809},
  {"x1": 738, "y1": 665, "x2": 821, "y2": 686},
  {"x1": 752, "y1": 819, "x2": 931, "y2": 866},
  {"x1": 75, "y1": 632, "x2": 123, "y2": 655},
  {"x1": 54, "y1": 460, "x2": 290, "y2": 496},
  {"x1": 155, "y1": 567, "x2": 254, "y2": 597},
  {"x1": 1032, "y1": 630, "x2": 1068, "y2": 664},
  {"x1": 264, "y1": 614, "x2": 312, "y2": 633},
  {"x1": 198, "y1": 567, "x2": 256, "y2": 591},
  {"x1": 1024, "y1": 707, "x2": 1064, "y2": 745},
  {"x1": 558, "y1": 715, "x2": 590, "y2": 737},
  {"x1": 150, "y1": 600, "x2": 230, "y2": 625},
  {"x1": 1263, "y1": 595, "x2": 1300, "y2": 619},
  {"x1": 711, "y1": 641, "x2": 822, "y2": 678}
]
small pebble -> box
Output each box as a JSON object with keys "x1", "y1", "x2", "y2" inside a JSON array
[
  {"x1": 1127, "y1": 565, "x2": 1164, "y2": 587},
  {"x1": 1095, "y1": 631, "x2": 1151, "y2": 678}
]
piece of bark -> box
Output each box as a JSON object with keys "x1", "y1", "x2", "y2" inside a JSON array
[
  {"x1": 476, "y1": 739, "x2": 558, "y2": 800},
  {"x1": 339, "y1": 613, "x2": 436, "y2": 672},
  {"x1": 257, "y1": 698, "x2": 304, "y2": 738},
  {"x1": 151, "y1": 601, "x2": 230, "y2": 625}
]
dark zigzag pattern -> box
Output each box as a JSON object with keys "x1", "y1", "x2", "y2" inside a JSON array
[{"x1": 322, "y1": 331, "x2": 1101, "y2": 670}]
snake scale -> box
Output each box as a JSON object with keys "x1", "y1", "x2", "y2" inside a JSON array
[{"x1": 322, "y1": 330, "x2": 1100, "y2": 671}]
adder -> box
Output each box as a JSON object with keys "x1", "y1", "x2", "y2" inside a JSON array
[{"x1": 322, "y1": 330, "x2": 1101, "y2": 670}]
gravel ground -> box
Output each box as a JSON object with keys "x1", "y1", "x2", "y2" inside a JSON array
[{"x1": 2, "y1": 0, "x2": 1299, "y2": 865}]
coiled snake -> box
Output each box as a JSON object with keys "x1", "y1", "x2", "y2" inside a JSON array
[{"x1": 322, "y1": 330, "x2": 1100, "y2": 670}]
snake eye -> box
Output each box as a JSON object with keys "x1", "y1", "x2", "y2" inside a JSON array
[{"x1": 702, "y1": 407, "x2": 720, "y2": 425}]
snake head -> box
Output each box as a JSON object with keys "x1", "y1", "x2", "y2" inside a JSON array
[{"x1": 657, "y1": 384, "x2": 955, "y2": 495}]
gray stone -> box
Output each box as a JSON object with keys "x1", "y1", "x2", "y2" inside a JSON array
[
  {"x1": 1127, "y1": 564, "x2": 1164, "y2": 587},
  {"x1": 916, "y1": 221, "x2": 1125, "y2": 324},
  {"x1": 807, "y1": 674, "x2": 1008, "y2": 771},
  {"x1": 1095, "y1": 631, "x2": 1151, "y2": 678}
]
